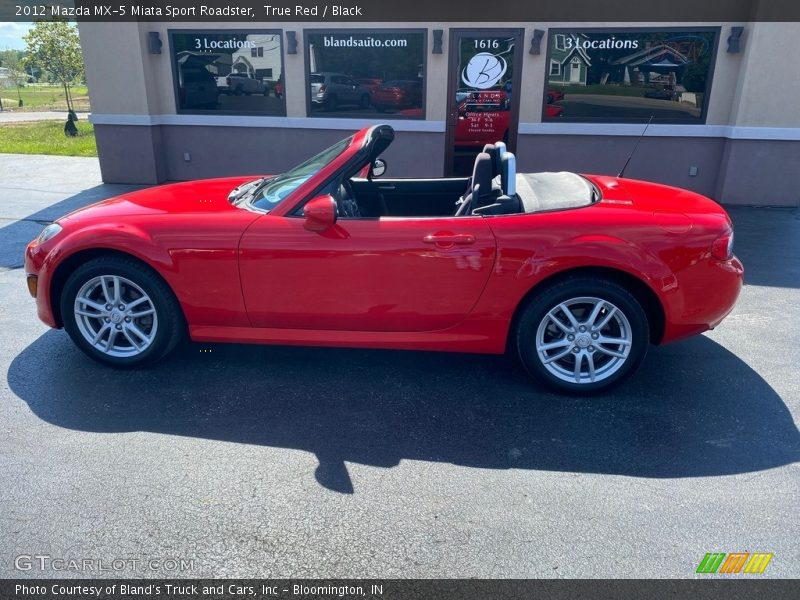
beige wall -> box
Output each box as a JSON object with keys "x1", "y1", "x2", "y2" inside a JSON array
[
  {"x1": 79, "y1": 22, "x2": 151, "y2": 114},
  {"x1": 728, "y1": 22, "x2": 800, "y2": 127},
  {"x1": 80, "y1": 21, "x2": 800, "y2": 128}
]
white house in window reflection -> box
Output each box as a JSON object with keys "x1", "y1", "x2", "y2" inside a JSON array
[
  {"x1": 548, "y1": 34, "x2": 591, "y2": 86},
  {"x1": 206, "y1": 34, "x2": 283, "y2": 88}
]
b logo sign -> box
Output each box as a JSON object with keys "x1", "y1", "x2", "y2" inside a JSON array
[{"x1": 462, "y1": 52, "x2": 507, "y2": 89}]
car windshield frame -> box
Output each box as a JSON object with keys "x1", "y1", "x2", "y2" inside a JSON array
[{"x1": 247, "y1": 135, "x2": 354, "y2": 211}]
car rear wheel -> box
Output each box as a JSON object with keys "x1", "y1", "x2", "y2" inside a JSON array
[
  {"x1": 61, "y1": 256, "x2": 184, "y2": 367},
  {"x1": 324, "y1": 95, "x2": 337, "y2": 111},
  {"x1": 360, "y1": 94, "x2": 371, "y2": 108},
  {"x1": 516, "y1": 277, "x2": 649, "y2": 394}
]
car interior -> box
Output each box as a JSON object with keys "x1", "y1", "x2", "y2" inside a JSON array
[
  {"x1": 342, "y1": 141, "x2": 524, "y2": 219},
  {"x1": 322, "y1": 120, "x2": 599, "y2": 221}
]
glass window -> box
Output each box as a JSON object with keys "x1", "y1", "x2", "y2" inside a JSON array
[
  {"x1": 543, "y1": 28, "x2": 719, "y2": 123},
  {"x1": 170, "y1": 30, "x2": 285, "y2": 115},
  {"x1": 250, "y1": 136, "x2": 354, "y2": 211},
  {"x1": 304, "y1": 30, "x2": 426, "y2": 118}
]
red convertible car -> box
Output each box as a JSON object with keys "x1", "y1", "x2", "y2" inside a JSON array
[{"x1": 24, "y1": 125, "x2": 742, "y2": 393}]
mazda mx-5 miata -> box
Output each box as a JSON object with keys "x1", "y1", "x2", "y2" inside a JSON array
[{"x1": 24, "y1": 125, "x2": 743, "y2": 393}]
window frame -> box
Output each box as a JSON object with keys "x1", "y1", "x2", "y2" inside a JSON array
[
  {"x1": 303, "y1": 27, "x2": 428, "y2": 120},
  {"x1": 168, "y1": 28, "x2": 286, "y2": 116},
  {"x1": 542, "y1": 26, "x2": 721, "y2": 125}
]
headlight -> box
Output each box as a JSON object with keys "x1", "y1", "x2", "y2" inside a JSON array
[{"x1": 36, "y1": 223, "x2": 63, "y2": 244}]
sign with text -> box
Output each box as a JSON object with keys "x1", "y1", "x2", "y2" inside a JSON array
[
  {"x1": 170, "y1": 30, "x2": 285, "y2": 115},
  {"x1": 543, "y1": 28, "x2": 719, "y2": 123},
  {"x1": 305, "y1": 30, "x2": 425, "y2": 119}
]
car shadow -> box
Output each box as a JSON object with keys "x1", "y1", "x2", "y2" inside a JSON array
[{"x1": 8, "y1": 332, "x2": 799, "y2": 494}]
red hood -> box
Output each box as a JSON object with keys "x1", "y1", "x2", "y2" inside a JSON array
[{"x1": 59, "y1": 176, "x2": 264, "y2": 222}]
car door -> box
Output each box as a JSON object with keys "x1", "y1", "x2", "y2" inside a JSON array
[{"x1": 238, "y1": 213, "x2": 497, "y2": 332}]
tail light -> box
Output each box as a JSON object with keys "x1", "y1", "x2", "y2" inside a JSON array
[
  {"x1": 319, "y1": 84, "x2": 327, "y2": 93},
  {"x1": 226, "y1": 76, "x2": 231, "y2": 86},
  {"x1": 711, "y1": 231, "x2": 734, "y2": 261}
]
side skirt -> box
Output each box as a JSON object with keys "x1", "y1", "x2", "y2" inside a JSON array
[{"x1": 188, "y1": 322, "x2": 508, "y2": 354}]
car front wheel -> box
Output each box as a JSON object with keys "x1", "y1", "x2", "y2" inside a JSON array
[
  {"x1": 516, "y1": 277, "x2": 649, "y2": 393},
  {"x1": 60, "y1": 256, "x2": 184, "y2": 367}
]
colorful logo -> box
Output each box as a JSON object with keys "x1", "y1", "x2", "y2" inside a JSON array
[{"x1": 696, "y1": 552, "x2": 773, "y2": 574}]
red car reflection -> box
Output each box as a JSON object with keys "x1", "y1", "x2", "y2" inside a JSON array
[{"x1": 371, "y1": 80, "x2": 423, "y2": 112}]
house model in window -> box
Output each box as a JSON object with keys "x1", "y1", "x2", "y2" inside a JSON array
[{"x1": 548, "y1": 33, "x2": 591, "y2": 86}]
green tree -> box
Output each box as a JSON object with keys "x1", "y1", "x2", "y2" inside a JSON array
[
  {"x1": 2, "y1": 50, "x2": 27, "y2": 106},
  {"x1": 22, "y1": 21, "x2": 84, "y2": 112}
]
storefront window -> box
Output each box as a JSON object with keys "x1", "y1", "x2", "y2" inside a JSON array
[
  {"x1": 304, "y1": 30, "x2": 426, "y2": 118},
  {"x1": 543, "y1": 28, "x2": 719, "y2": 123},
  {"x1": 170, "y1": 30, "x2": 285, "y2": 115}
]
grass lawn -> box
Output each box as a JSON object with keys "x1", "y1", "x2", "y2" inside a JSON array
[
  {"x1": 0, "y1": 84, "x2": 90, "y2": 112},
  {"x1": 0, "y1": 120, "x2": 97, "y2": 157}
]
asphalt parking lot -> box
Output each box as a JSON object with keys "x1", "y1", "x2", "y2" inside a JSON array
[{"x1": 0, "y1": 154, "x2": 798, "y2": 578}]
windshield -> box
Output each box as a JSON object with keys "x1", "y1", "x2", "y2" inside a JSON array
[{"x1": 249, "y1": 135, "x2": 354, "y2": 210}]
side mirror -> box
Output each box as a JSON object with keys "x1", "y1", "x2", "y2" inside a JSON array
[
  {"x1": 371, "y1": 158, "x2": 387, "y2": 178},
  {"x1": 303, "y1": 194, "x2": 337, "y2": 231}
]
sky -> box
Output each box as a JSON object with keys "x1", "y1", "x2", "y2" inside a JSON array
[{"x1": 0, "y1": 22, "x2": 33, "y2": 50}]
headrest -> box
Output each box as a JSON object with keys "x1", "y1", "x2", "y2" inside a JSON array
[
  {"x1": 471, "y1": 152, "x2": 494, "y2": 198},
  {"x1": 500, "y1": 153, "x2": 516, "y2": 196},
  {"x1": 494, "y1": 141, "x2": 507, "y2": 157},
  {"x1": 482, "y1": 143, "x2": 502, "y2": 178}
]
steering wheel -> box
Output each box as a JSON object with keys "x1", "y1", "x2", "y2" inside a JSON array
[{"x1": 337, "y1": 179, "x2": 361, "y2": 218}]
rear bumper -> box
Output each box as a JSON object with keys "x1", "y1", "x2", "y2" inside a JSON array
[{"x1": 661, "y1": 255, "x2": 744, "y2": 344}]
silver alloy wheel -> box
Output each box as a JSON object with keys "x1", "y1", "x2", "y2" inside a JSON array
[
  {"x1": 73, "y1": 275, "x2": 158, "y2": 358},
  {"x1": 535, "y1": 296, "x2": 632, "y2": 385}
]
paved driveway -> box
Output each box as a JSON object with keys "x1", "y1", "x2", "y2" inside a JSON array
[{"x1": 0, "y1": 154, "x2": 798, "y2": 578}]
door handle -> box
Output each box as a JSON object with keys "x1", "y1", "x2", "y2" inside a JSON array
[
  {"x1": 423, "y1": 233, "x2": 475, "y2": 245},
  {"x1": 377, "y1": 185, "x2": 396, "y2": 191}
]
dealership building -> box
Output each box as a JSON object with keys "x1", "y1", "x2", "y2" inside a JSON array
[{"x1": 78, "y1": 19, "x2": 800, "y2": 206}]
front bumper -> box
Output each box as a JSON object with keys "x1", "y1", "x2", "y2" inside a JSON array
[{"x1": 24, "y1": 239, "x2": 59, "y2": 328}]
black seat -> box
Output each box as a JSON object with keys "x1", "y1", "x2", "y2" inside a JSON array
[
  {"x1": 483, "y1": 143, "x2": 503, "y2": 180},
  {"x1": 455, "y1": 152, "x2": 502, "y2": 216},
  {"x1": 473, "y1": 152, "x2": 523, "y2": 216}
]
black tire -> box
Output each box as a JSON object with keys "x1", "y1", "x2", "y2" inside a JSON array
[
  {"x1": 375, "y1": 105, "x2": 387, "y2": 113},
  {"x1": 234, "y1": 85, "x2": 244, "y2": 96},
  {"x1": 60, "y1": 256, "x2": 184, "y2": 367},
  {"x1": 360, "y1": 94, "x2": 371, "y2": 109},
  {"x1": 323, "y1": 95, "x2": 337, "y2": 111},
  {"x1": 516, "y1": 277, "x2": 649, "y2": 394}
]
